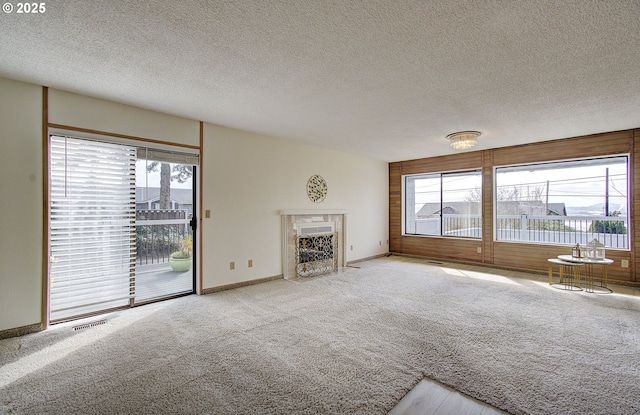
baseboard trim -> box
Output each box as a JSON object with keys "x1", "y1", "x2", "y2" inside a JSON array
[
  {"x1": 346, "y1": 253, "x2": 388, "y2": 266},
  {"x1": 201, "y1": 274, "x2": 283, "y2": 295},
  {"x1": 389, "y1": 252, "x2": 546, "y2": 274},
  {"x1": 389, "y1": 252, "x2": 640, "y2": 288},
  {"x1": 0, "y1": 322, "x2": 42, "y2": 340}
]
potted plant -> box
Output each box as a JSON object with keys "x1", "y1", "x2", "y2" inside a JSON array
[{"x1": 169, "y1": 234, "x2": 192, "y2": 272}]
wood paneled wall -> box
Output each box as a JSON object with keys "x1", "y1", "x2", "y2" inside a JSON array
[
  {"x1": 389, "y1": 129, "x2": 637, "y2": 282},
  {"x1": 633, "y1": 129, "x2": 640, "y2": 280},
  {"x1": 389, "y1": 162, "x2": 402, "y2": 253}
]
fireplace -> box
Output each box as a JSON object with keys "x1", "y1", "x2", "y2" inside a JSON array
[
  {"x1": 296, "y1": 230, "x2": 337, "y2": 277},
  {"x1": 281, "y1": 210, "x2": 347, "y2": 279}
]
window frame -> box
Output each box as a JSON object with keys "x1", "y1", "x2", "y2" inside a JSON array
[
  {"x1": 403, "y1": 168, "x2": 482, "y2": 239},
  {"x1": 493, "y1": 154, "x2": 630, "y2": 250}
]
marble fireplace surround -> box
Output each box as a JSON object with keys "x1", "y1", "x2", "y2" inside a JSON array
[{"x1": 281, "y1": 209, "x2": 348, "y2": 279}]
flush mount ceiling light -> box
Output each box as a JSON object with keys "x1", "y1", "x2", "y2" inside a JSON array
[{"x1": 446, "y1": 131, "x2": 481, "y2": 150}]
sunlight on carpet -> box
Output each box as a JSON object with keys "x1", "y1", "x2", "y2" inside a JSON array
[
  {"x1": 0, "y1": 300, "x2": 171, "y2": 389},
  {"x1": 441, "y1": 267, "x2": 521, "y2": 285}
]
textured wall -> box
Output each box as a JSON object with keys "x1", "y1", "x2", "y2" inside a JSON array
[
  {"x1": 201, "y1": 123, "x2": 388, "y2": 288},
  {"x1": 0, "y1": 78, "x2": 43, "y2": 331}
]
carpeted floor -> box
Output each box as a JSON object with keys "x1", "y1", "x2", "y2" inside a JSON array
[{"x1": 1, "y1": 256, "x2": 640, "y2": 414}]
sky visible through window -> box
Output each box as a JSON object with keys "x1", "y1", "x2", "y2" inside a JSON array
[
  {"x1": 135, "y1": 160, "x2": 191, "y2": 189},
  {"x1": 412, "y1": 157, "x2": 627, "y2": 216},
  {"x1": 497, "y1": 161, "x2": 627, "y2": 215}
]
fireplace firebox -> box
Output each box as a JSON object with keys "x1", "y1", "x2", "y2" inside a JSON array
[{"x1": 296, "y1": 232, "x2": 337, "y2": 277}]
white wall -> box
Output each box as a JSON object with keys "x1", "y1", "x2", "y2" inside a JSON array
[
  {"x1": 0, "y1": 78, "x2": 43, "y2": 330},
  {"x1": 48, "y1": 89, "x2": 200, "y2": 147},
  {"x1": 0, "y1": 77, "x2": 389, "y2": 332},
  {"x1": 201, "y1": 124, "x2": 388, "y2": 287}
]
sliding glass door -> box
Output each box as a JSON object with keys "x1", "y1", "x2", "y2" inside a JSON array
[
  {"x1": 134, "y1": 155, "x2": 196, "y2": 303},
  {"x1": 49, "y1": 135, "x2": 197, "y2": 323},
  {"x1": 49, "y1": 137, "x2": 136, "y2": 321}
]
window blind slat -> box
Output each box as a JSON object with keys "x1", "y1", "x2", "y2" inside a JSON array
[
  {"x1": 137, "y1": 148, "x2": 199, "y2": 166},
  {"x1": 50, "y1": 136, "x2": 136, "y2": 321}
]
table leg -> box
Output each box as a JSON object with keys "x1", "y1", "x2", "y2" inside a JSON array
[
  {"x1": 584, "y1": 264, "x2": 594, "y2": 293},
  {"x1": 573, "y1": 265, "x2": 581, "y2": 290}
]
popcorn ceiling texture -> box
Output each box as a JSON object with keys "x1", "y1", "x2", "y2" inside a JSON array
[
  {"x1": 1, "y1": 256, "x2": 639, "y2": 414},
  {"x1": 0, "y1": 0, "x2": 639, "y2": 161}
]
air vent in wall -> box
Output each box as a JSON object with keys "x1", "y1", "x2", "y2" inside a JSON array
[
  {"x1": 297, "y1": 221, "x2": 335, "y2": 235},
  {"x1": 300, "y1": 225, "x2": 333, "y2": 235}
]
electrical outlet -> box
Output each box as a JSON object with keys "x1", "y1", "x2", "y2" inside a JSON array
[
  {"x1": 621, "y1": 260, "x2": 629, "y2": 268},
  {"x1": 477, "y1": 247, "x2": 482, "y2": 254},
  {"x1": 350, "y1": 245, "x2": 353, "y2": 251},
  {"x1": 379, "y1": 240, "x2": 382, "y2": 246},
  {"x1": 248, "y1": 259, "x2": 253, "y2": 268},
  {"x1": 230, "y1": 261, "x2": 235, "y2": 270},
  {"x1": 205, "y1": 210, "x2": 211, "y2": 218}
]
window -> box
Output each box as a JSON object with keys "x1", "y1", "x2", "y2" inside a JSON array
[
  {"x1": 405, "y1": 170, "x2": 482, "y2": 238},
  {"x1": 495, "y1": 156, "x2": 629, "y2": 249}
]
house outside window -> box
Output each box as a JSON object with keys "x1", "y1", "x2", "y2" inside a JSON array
[
  {"x1": 405, "y1": 170, "x2": 482, "y2": 238},
  {"x1": 495, "y1": 155, "x2": 629, "y2": 249}
]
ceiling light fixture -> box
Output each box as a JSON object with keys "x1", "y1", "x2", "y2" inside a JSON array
[{"x1": 446, "y1": 131, "x2": 481, "y2": 150}]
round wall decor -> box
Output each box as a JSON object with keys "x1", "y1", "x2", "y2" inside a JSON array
[{"x1": 306, "y1": 174, "x2": 327, "y2": 202}]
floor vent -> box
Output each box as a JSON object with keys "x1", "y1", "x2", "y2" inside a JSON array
[{"x1": 72, "y1": 319, "x2": 107, "y2": 331}]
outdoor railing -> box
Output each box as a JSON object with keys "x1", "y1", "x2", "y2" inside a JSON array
[
  {"x1": 495, "y1": 214, "x2": 628, "y2": 248},
  {"x1": 409, "y1": 214, "x2": 628, "y2": 249},
  {"x1": 136, "y1": 210, "x2": 191, "y2": 265}
]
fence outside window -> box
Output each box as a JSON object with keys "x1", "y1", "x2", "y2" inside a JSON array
[{"x1": 407, "y1": 214, "x2": 628, "y2": 249}]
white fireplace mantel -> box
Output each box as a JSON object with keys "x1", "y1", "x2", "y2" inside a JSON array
[{"x1": 281, "y1": 210, "x2": 348, "y2": 279}]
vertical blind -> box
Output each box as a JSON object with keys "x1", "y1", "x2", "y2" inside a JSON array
[{"x1": 50, "y1": 136, "x2": 136, "y2": 321}]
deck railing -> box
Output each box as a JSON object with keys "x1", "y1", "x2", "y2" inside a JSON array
[
  {"x1": 495, "y1": 214, "x2": 628, "y2": 248},
  {"x1": 409, "y1": 214, "x2": 628, "y2": 248},
  {"x1": 136, "y1": 210, "x2": 191, "y2": 265}
]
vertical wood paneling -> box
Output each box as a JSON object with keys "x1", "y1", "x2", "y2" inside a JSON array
[
  {"x1": 401, "y1": 236, "x2": 480, "y2": 261},
  {"x1": 388, "y1": 129, "x2": 637, "y2": 282},
  {"x1": 400, "y1": 151, "x2": 482, "y2": 175},
  {"x1": 481, "y1": 150, "x2": 493, "y2": 264},
  {"x1": 633, "y1": 129, "x2": 640, "y2": 282},
  {"x1": 492, "y1": 130, "x2": 631, "y2": 166},
  {"x1": 389, "y1": 162, "x2": 402, "y2": 253}
]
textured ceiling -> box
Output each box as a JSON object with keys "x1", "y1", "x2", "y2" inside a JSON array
[{"x1": 1, "y1": 0, "x2": 639, "y2": 162}]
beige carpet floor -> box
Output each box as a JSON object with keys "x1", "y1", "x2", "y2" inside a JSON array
[{"x1": 1, "y1": 256, "x2": 640, "y2": 414}]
